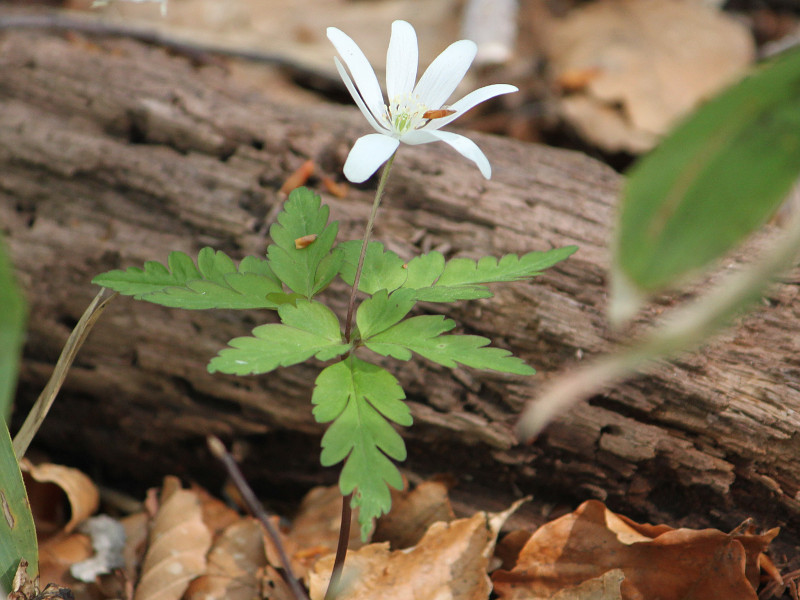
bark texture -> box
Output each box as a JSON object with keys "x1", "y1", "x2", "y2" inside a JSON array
[{"x1": 2, "y1": 31, "x2": 799, "y2": 547}]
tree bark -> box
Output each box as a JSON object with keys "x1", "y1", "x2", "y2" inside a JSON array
[{"x1": 2, "y1": 30, "x2": 799, "y2": 552}]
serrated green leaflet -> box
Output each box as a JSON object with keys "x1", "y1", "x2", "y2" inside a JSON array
[
  {"x1": 0, "y1": 235, "x2": 25, "y2": 421},
  {"x1": 355, "y1": 289, "x2": 417, "y2": 339},
  {"x1": 400, "y1": 248, "x2": 577, "y2": 302},
  {"x1": 339, "y1": 241, "x2": 407, "y2": 294},
  {"x1": 312, "y1": 357, "x2": 410, "y2": 539},
  {"x1": 267, "y1": 188, "x2": 341, "y2": 298},
  {"x1": 366, "y1": 315, "x2": 535, "y2": 375},
  {"x1": 208, "y1": 300, "x2": 350, "y2": 375},
  {"x1": 618, "y1": 46, "x2": 800, "y2": 293},
  {"x1": 92, "y1": 248, "x2": 282, "y2": 310},
  {"x1": 0, "y1": 424, "x2": 37, "y2": 592},
  {"x1": 437, "y1": 248, "x2": 578, "y2": 284}
]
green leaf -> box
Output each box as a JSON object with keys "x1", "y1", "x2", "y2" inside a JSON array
[
  {"x1": 92, "y1": 248, "x2": 282, "y2": 310},
  {"x1": 617, "y1": 46, "x2": 800, "y2": 294},
  {"x1": 267, "y1": 188, "x2": 340, "y2": 298},
  {"x1": 366, "y1": 315, "x2": 535, "y2": 375},
  {"x1": 355, "y1": 289, "x2": 417, "y2": 339},
  {"x1": 0, "y1": 235, "x2": 25, "y2": 421},
  {"x1": 0, "y1": 236, "x2": 36, "y2": 592},
  {"x1": 402, "y1": 251, "x2": 445, "y2": 289},
  {"x1": 208, "y1": 300, "x2": 350, "y2": 375},
  {"x1": 0, "y1": 423, "x2": 39, "y2": 590},
  {"x1": 339, "y1": 241, "x2": 407, "y2": 295},
  {"x1": 312, "y1": 357, "x2": 410, "y2": 539},
  {"x1": 0, "y1": 423, "x2": 38, "y2": 591},
  {"x1": 401, "y1": 248, "x2": 578, "y2": 302}
]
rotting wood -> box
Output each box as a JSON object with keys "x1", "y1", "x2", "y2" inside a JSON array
[{"x1": 1, "y1": 31, "x2": 799, "y2": 554}]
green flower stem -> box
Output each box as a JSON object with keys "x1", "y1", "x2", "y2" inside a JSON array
[{"x1": 343, "y1": 152, "x2": 397, "y2": 343}]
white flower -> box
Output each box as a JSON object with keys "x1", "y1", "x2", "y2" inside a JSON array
[{"x1": 327, "y1": 20, "x2": 518, "y2": 183}]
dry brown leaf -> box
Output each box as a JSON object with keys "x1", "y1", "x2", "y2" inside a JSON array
[
  {"x1": 38, "y1": 532, "x2": 93, "y2": 585},
  {"x1": 133, "y1": 483, "x2": 212, "y2": 600},
  {"x1": 545, "y1": 0, "x2": 755, "y2": 152},
  {"x1": 184, "y1": 518, "x2": 266, "y2": 600},
  {"x1": 8, "y1": 560, "x2": 37, "y2": 600},
  {"x1": 492, "y1": 500, "x2": 779, "y2": 600},
  {"x1": 279, "y1": 485, "x2": 366, "y2": 580},
  {"x1": 495, "y1": 530, "x2": 533, "y2": 571},
  {"x1": 259, "y1": 564, "x2": 296, "y2": 600},
  {"x1": 308, "y1": 500, "x2": 524, "y2": 600},
  {"x1": 373, "y1": 480, "x2": 455, "y2": 549},
  {"x1": 190, "y1": 483, "x2": 241, "y2": 538},
  {"x1": 121, "y1": 512, "x2": 150, "y2": 582},
  {"x1": 22, "y1": 460, "x2": 99, "y2": 534},
  {"x1": 551, "y1": 569, "x2": 625, "y2": 600}
]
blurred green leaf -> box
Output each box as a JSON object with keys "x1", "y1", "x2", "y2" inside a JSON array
[
  {"x1": 0, "y1": 235, "x2": 36, "y2": 591},
  {"x1": 617, "y1": 46, "x2": 800, "y2": 295},
  {"x1": 0, "y1": 235, "x2": 25, "y2": 421},
  {"x1": 0, "y1": 423, "x2": 37, "y2": 592}
]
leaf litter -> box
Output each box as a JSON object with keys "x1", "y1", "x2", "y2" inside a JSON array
[{"x1": 13, "y1": 465, "x2": 790, "y2": 600}]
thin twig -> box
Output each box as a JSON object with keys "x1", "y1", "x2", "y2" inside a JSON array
[
  {"x1": 207, "y1": 436, "x2": 310, "y2": 600},
  {"x1": 13, "y1": 288, "x2": 117, "y2": 458}
]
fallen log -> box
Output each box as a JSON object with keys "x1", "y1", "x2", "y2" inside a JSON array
[{"x1": 2, "y1": 29, "x2": 799, "y2": 553}]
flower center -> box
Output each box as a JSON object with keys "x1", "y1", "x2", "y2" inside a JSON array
[{"x1": 384, "y1": 93, "x2": 429, "y2": 135}]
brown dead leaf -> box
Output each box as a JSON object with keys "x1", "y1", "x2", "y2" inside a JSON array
[
  {"x1": 280, "y1": 485, "x2": 366, "y2": 580},
  {"x1": 37, "y1": 533, "x2": 93, "y2": 586},
  {"x1": 133, "y1": 483, "x2": 212, "y2": 600},
  {"x1": 495, "y1": 530, "x2": 533, "y2": 571},
  {"x1": 8, "y1": 560, "x2": 37, "y2": 600},
  {"x1": 492, "y1": 500, "x2": 779, "y2": 600},
  {"x1": 373, "y1": 480, "x2": 455, "y2": 549},
  {"x1": 121, "y1": 512, "x2": 150, "y2": 582},
  {"x1": 545, "y1": 0, "x2": 755, "y2": 152},
  {"x1": 190, "y1": 483, "x2": 241, "y2": 538},
  {"x1": 551, "y1": 569, "x2": 625, "y2": 600},
  {"x1": 22, "y1": 460, "x2": 99, "y2": 535},
  {"x1": 184, "y1": 518, "x2": 266, "y2": 600},
  {"x1": 259, "y1": 564, "x2": 296, "y2": 600},
  {"x1": 308, "y1": 500, "x2": 524, "y2": 600}
]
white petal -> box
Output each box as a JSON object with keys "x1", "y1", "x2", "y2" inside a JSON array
[
  {"x1": 402, "y1": 130, "x2": 491, "y2": 178},
  {"x1": 398, "y1": 130, "x2": 440, "y2": 145},
  {"x1": 343, "y1": 134, "x2": 400, "y2": 183},
  {"x1": 427, "y1": 83, "x2": 518, "y2": 130},
  {"x1": 386, "y1": 21, "x2": 418, "y2": 101},
  {"x1": 327, "y1": 27, "x2": 386, "y2": 124},
  {"x1": 413, "y1": 40, "x2": 477, "y2": 109},
  {"x1": 334, "y1": 57, "x2": 389, "y2": 134}
]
